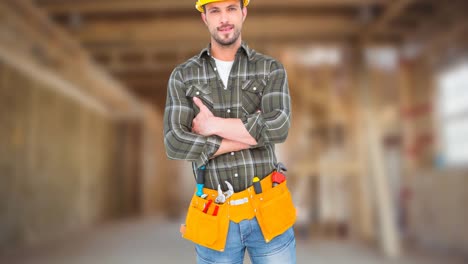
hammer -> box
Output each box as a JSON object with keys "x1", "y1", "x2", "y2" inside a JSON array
[{"x1": 272, "y1": 162, "x2": 287, "y2": 187}]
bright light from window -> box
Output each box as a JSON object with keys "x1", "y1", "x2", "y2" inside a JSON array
[
  {"x1": 437, "y1": 62, "x2": 468, "y2": 166},
  {"x1": 365, "y1": 47, "x2": 398, "y2": 71},
  {"x1": 294, "y1": 47, "x2": 342, "y2": 66}
]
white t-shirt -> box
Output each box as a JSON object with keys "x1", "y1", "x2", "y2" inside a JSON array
[{"x1": 213, "y1": 57, "x2": 234, "y2": 88}]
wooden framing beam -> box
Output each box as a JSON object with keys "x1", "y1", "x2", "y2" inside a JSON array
[
  {"x1": 83, "y1": 34, "x2": 359, "y2": 58},
  {"x1": 425, "y1": 24, "x2": 468, "y2": 68},
  {"x1": 354, "y1": 45, "x2": 401, "y2": 257},
  {"x1": 412, "y1": 1, "x2": 468, "y2": 57},
  {"x1": 401, "y1": 1, "x2": 462, "y2": 38},
  {"x1": 425, "y1": 21, "x2": 468, "y2": 56},
  {"x1": 1, "y1": 0, "x2": 142, "y2": 113},
  {"x1": 73, "y1": 15, "x2": 361, "y2": 44},
  {"x1": 36, "y1": 0, "x2": 388, "y2": 15},
  {"x1": 362, "y1": 0, "x2": 415, "y2": 40},
  {"x1": 88, "y1": 46, "x2": 196, "y2": 73},
  {"x1": 106, "y1": 63, "x2": 176, "y2": 75}
]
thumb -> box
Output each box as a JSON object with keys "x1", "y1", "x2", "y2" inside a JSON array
[{"x1": 193, "y1": 97, "x2": 208, "y2": 111}]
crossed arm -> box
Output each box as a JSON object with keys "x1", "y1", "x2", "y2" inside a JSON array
[
  {"x1": 163, "y1": 61, "x2": 290, "y2": 167},
  {"x1": 191, "y1": 97, "x2": 256, "y2": 157}
]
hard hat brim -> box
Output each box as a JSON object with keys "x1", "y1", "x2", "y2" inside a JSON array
[{"x1": 196, "y1": 0, "x2": 250, "y2": 13}]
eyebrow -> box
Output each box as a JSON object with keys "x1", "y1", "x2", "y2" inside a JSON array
[{"x1": 207, "y1": 4, "x2": 239, "y2": 11}]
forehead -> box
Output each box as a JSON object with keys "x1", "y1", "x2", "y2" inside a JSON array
[{"x1": 205, "y1": 0, "x2": 241, "y2": 9}]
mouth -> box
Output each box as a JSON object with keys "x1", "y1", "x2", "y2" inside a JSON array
[{"x1": 218, "y1": 25, "x2": 234, "y2": 33}]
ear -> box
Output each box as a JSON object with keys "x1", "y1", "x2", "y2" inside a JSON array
[
  {"x1": 201, "y1": 12, "x2": 208, "y2": 26},
  {"x1": 242, "y1": 7, "x2": 247, "y2": 22}
]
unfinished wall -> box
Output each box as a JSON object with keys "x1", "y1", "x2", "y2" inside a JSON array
[
  {"x1": 408, "y1": 168, "x2": 468, "y2": 256},
  {"x1": 401, "y1": 56, "x2": 468, "y2": 257},
  {"x1": 0, "y1": 0, "x2": 146, "y2": 251},
  {"x1": 400, "y1": 57, "x2": 436, "y2": 170},
  {"x1": 140, "y1": 106, "x2": 174, "y2": 217},
  {"x1": 0, "y1": 59, "x2": 121, "y2": 250}
]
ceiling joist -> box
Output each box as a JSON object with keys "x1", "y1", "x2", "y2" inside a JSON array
[
  {"x1": 362, "y1": 0, "x2": 415, "y2": 40},
  {"x1": 36, "y1": 0, "x2": 388, "y2": 15},
  {"x1": 73, "y1": 15, "x2": 361, "y2": 45},
  {"x1": 31, "y1": 0, "x2": 466, "y2": 110}
]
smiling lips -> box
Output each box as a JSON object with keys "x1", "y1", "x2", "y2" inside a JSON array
[{"x1": 218, "y1": 25, "x2": 234, "y2": 33}]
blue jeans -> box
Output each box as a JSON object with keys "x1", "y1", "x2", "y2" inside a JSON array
[{"x1": 195, "y1": 217, "x2": 296, "y2": 264}]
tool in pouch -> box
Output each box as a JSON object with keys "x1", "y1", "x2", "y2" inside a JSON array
[
  {"x1": 195, "y1": 165, "x2": 207, "y2": 199},
  {"x1": 272, "y1": 162, "x2": 287, "y2": 187},
  {"x1": 181, "y1": 163, "x2": 296, "y2": 251},
  {"x1": 181, "y1": 165, "x2": 234, "y2": 251},
  {"x1": 251, "y1": 162, "x2": 295, "y2": 242},
  {"x1": 201, "y1": 181, "x2": 233, "y2": 217},
  {"x1": 215, "y1": 181, "x2": 234, "y2": 204},
  {"x1": 202, "y1": 199, "x2": 219, "y2": 216},
  {"x1": 253, "y1": 177, "x2": 262, "y2": 194}
]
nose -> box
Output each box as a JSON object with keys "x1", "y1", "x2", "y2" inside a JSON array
[{"x1": 220, "y1": 10, "x2": 228, "y2": 24}]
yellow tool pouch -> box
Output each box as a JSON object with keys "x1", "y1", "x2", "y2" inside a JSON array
[
  {"x1": 253, "y1": 178, "x2": 297, "y2": 242},
  {"x1": 181, "y1": 174, "x2": 296, "y2": 251},
  {"x1": 182, "y1": 193, "x2": 230, "y2": 251}
]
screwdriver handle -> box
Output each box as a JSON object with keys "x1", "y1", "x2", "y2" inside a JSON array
[
  {"x1": 253, "y1": 177, "x2": 262, "y2": 194},
  {"x1": 196, "y1": 166, "x2": 206, "y2": 197}
]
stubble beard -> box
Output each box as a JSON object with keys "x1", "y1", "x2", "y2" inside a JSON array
[{"x1": 212, "y1": 27, "x2": 241, "y2": 47}]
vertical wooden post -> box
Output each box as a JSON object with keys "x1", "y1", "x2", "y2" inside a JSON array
[
  {"x1": 355, "y1": 44, "x2": 401, "y2": 257},
  {"x1": 351, "y1": 46, "x2": 375, "y2": 242}
]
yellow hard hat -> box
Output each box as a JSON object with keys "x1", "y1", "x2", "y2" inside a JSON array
[{"x1": 195, "y1": 0, "x2": 250, "y2": 13}]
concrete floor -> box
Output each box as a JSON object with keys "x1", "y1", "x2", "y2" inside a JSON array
[{"x1": 0, "y1": 217, "x2": 464, "y2": 264}]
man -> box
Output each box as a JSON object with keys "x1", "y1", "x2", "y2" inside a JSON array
[{"x1": 163, "y1": 0, "x2": 295, "y2": 263}]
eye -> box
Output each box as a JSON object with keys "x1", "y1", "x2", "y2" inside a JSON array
[
  {"x1": 209, "y1": 9, "x2": 219, "y2": 13},
  {"x1": 228, "y1": 7, "x2": 237, "y2": 11}
]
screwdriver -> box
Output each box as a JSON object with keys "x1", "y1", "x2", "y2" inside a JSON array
[
  {"x1": 196, "y1": 165, "x2": 207, "y2": 198},
  {"x1": 253, "y1": 177, "x2": 262, "y2": 194}
]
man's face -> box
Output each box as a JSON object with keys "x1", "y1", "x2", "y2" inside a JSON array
[{"x1": 202, "y1": 0, "x2": 247, "y2": 47}]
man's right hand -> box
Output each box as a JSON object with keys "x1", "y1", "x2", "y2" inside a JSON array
[
  {"x1": 192, "y1": 96, "x2": 257, "y2": 146},
  {"x1": 192, "y1": 97, "x2": 219, "y2": 136}
]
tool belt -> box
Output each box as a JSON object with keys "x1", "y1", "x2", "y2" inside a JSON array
[{"x1": 180, "y1": 173, "x2": 296, "y2": 252}]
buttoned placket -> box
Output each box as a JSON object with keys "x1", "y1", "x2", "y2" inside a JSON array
[
  {"x1": 208, "y1": 52, "x2": 240, "y2": 118},
  {"x1": 200, "y1": 47, "x2": 265, "y2": 191},
  {"x1": 231, "y1": 150, "x2": 239, "y2": 178},
  {"x1": 207, "y1": 55, "x2": 241, "y2": 187}
]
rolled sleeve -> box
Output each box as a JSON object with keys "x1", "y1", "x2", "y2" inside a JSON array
[
  {"x1": 163, "y1": 68, "x2": 222, "y2": 165},
  {"x1": 194, "y1": 135, "x2": 222, "y2": 168},
  {"x1": 241, "y1": 61, "x2": 291, "y2": 147}
]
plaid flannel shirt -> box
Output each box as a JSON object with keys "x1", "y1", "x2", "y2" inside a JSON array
[{"x1": 163, "y1": 42, "x2": 291, "y2": 192}]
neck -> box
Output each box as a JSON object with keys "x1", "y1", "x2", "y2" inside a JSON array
[{"x1": 210, "y1": 37, "x2": 242, "y2": 61}]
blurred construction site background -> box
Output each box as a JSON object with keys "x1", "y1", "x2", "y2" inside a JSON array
[{"x1": 0, "y1": 0, "x2": 467, "y2": 263}]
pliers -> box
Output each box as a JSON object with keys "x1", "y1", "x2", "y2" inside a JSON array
[{"x1": 215, "y1": 181, "x2": 234, "y2": 204}]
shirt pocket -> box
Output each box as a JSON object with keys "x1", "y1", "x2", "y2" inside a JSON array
[
  {"x1": 241, "y1": 78, "x2": 266, "y2": 115},
  {"x1": 185, "y1": 83, "x2": 214, "y2": 113}
]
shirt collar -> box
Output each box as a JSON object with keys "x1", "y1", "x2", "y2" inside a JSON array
[{"x1": 198, "y1": 41, "x2": 253, "y2": 61}]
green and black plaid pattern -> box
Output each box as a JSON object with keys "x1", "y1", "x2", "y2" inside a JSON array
[{"x1": 164, "y1": 42, "x2": 291, "y2": 192}]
